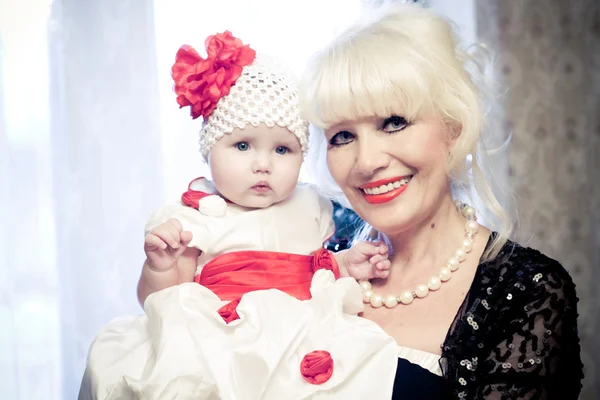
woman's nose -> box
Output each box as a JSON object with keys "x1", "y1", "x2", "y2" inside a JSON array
[{"x1": 353, "y1": 138, "x2": 390, "y2": 177}]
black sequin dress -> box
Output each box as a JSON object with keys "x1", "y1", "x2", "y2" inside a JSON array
[{"x1": 392, "y1": 235, "x2": 583, "y2": 399}]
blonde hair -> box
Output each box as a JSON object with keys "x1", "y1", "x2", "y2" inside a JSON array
[{"x1": 299, "y1": 3, "x2": 514, "y2": 260}]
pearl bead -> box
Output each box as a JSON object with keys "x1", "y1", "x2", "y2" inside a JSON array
[
  {"x1": 466, "y1": 220, "x2": 479, "y2": 233},
  {"x1": 447, "y1": 256, "x2": 460, "y2": 271},
  {"x1": 362, "y1": 290, "x2": 373, "y2": 303},
  {"x1": 384, "y1": 295, "x2": 399, "y2": 308},
  {"x1": 415, "y1": 284, "x2": 429, "y2": 298},
  {"x1": 428, "y1": 276, "x2": 442, "y2": 291},
  {"x1": 462, "y1": 238, "x2": 473, "y2": 253},
  {"x1": 370, "y1": 294, "x2": 384, "y2": 308},
  {"x1": 359, "y1": 280, "x2": 373, "y2": 291},
  {"x1": 454, "y1": 200, "x2": 463, "y2": 209},
  {"x1": 439, "y1": 267, "x2": 452, "y2": 281},
  {"x1": 463, "y1": 206, "x2": 476, "y2": 218},
  {"x1": 455, "y1": 248, "x2": 467, "y2": 262},
  {"x1": 399, "y1": 291, "x2": 414, "y2": 305}
]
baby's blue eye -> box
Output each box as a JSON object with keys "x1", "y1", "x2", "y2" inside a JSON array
[
  {"x1": 275, "y1": 146, "x2": 289, "y2": 155},
  {"x1": 236, "y1": 142, "x2": 249, "y2": 151}
]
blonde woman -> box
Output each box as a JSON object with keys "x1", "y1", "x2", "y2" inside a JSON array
[{"x1": 300, "y1": 4, "x2": 583, "y2": 399}]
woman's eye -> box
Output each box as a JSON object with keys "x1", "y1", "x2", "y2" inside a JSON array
[
  {"x1": 383, "y1": 116, "x2": 409, "y2": 132},
  {"x1": 236, "y1": 142, "x2": 249, "y2": 151},
  {"x1": 329, "y1": 131, "x2": 355, "y2": 146},
  {"x1": 275, "y1": 146, "x2": 289, "y2": 155}
]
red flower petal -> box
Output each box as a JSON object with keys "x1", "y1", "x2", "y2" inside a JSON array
[
  {"x1": 171, "y1": 31, "x2": 257, "y2": 120},
  {"x1": 207, "y1": 85, "x2": 221, "y2": 101},
  {"x1": 218, "y1": 298, "x2": 241, "y2": 324},
  {"x1": 214, "y1": 68, "x2": 226, "y2": 86},
  {"x1": 193, "y1": 60, "x2": 212, "y2": 75},
  {"x1": 173, "y1": 45, "x2": 202, "y2": 65},
  {"x1": 236, "y1": 46, "x2": 256, "y2": 65},
  {"x1": 300, "y1": 350, "x2": 334, "y2": 384},
  {"x1": 176, "y1": 95, "x2": 191, "y2": 108}
]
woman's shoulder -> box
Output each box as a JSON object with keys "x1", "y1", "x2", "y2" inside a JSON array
[
  {"x1": 476, "y1": 238, "x2": 578, "y2": 315},
  {"x1": 483, "y1": 239, "x2": 575, "y2": 291},
  {"x1": 450, "y1": 237, "x2": 584, "y2": 399}
]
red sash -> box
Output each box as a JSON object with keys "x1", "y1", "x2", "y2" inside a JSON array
[{"x1": 195, "y1": 248, "x2": 340, "y2": 301}]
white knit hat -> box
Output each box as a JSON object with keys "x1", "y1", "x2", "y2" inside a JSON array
[{"x1": 172, "y1": 32, "x2": 309, "y2": 160}]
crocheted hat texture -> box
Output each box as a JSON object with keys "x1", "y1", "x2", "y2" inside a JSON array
[
  {"x1": 172, "y1": 32, "x2": 308, "y2": 160},
  {"x1": 201, "y1": 55, "x2": 308, "y2": 159}
]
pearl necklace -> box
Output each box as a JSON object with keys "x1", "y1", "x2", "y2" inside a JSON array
[{"x1": 359, "y1": 201, "x2": 479, "y2": 308}]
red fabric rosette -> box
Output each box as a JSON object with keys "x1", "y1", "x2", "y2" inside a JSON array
[
  {"x1": 311, "y1": 248, "x2": 341, "y2": 279},
  {"x1": 217, "y1": 298, "x2": 241, "y2": 324},
  {"x1": 300, "y1": 350, "x2": 334, "y2": 384},
  {"x1": 171, "y1": 31, "x2": 256, "y2": 119}
]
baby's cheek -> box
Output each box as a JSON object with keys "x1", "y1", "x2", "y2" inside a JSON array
[{"x1": 278, "y1": 179, "x2": 298, "y2": 200}]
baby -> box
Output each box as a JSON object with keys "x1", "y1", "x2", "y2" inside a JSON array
[{"x1": 79, "y1": 31, "x2": 397, "y2": 400}]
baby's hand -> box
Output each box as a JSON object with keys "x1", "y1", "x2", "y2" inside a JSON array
[
  {"x1": 342, "y1": 241, "x2": 390, "y2": 280},
  {"x1": 144, "y1": 218, "x2": 193, "y2": 272}
]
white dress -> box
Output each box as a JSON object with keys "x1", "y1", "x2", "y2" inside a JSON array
[{"x1": 79, "y1": 179, "x2": 398, "y2": 400}]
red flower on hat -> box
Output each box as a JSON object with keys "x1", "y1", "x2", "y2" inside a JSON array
[
  {"x1": 300, "y1": 350, "x2": 334, "y2": 384},
  {"x1": 172, "y1": 31, "x2": 256, "y2": 119}
]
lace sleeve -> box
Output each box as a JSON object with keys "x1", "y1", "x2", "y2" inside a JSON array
[{"x1": 473, "y1": 258, "x2": 583, "y2": 399}]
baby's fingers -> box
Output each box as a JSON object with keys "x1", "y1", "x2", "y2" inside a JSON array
[
  {"x1": 180, "y1": 231, "x2": 193, "y2": 247},
  {"x1": 369, "y1": 253, "x2": 388, "y2": 265},
  {"x1": 152, "y1": 226, "x2": 181, "y2": 249},
  {"x1": 375, "y1": 259, "x2": 391, "y2": 271},
  {"x1": 373, "y1": 260, "x2": 391, "y2": 278},
  {"x1": 378, "y1": 243, "x2": 389, "y2": 256},
  {"x1": 374, "y1": 269, "x2": 391, "y2": 279},
  {"x1": 164, "y1": 221, "x2": 184, "y2": 249},
  {"x1": 144, "y1": 233, "x2": 168, "y2": 251}
]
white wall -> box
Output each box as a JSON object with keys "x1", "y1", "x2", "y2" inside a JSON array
[{"x1": 426, "y1": 0, "x2": 477, "y2": 46}]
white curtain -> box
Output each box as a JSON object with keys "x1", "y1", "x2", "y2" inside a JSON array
[
  {"x1": 1, "y1": 1, "x2": 65, "y2": 398},
  {"x1": 0, "y1": 0, "x2": 366, "y2": 398}
]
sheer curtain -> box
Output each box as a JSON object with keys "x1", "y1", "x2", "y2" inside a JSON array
[{"x1": 1, "y1": 1, "x2": 62, "y2": 398}]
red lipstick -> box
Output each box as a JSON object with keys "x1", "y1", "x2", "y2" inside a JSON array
[
  {"x1": 360, "y1": 176, "x2": 412, "y2": 204},
  {"x1": 359, "y1": 176, "x2": 409, "y2": 189}
]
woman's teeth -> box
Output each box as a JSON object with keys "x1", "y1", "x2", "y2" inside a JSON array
[{"x1": 362, "y1": 176, "x2": 412, "y2": 195}]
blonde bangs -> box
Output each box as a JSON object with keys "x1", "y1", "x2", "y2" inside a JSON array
[{"x1": 300, "y1": 35, "x2": 436, "y2": 129}]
